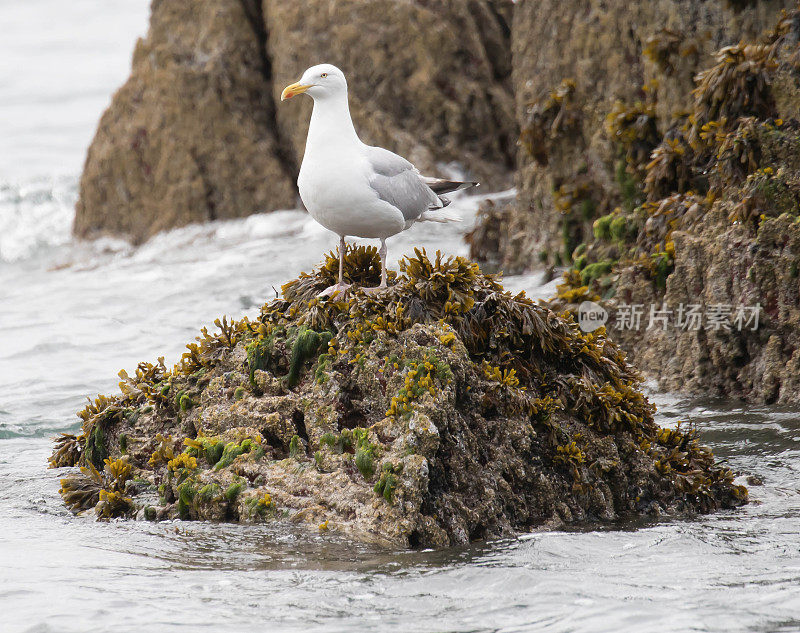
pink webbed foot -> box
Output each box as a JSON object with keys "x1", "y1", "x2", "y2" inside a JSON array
[
  {"x1": 318, "y1": 282, "x2": 352, "y2": 298},
  {"x1": 358, "y1": 284, "x2": 388, "y2": 295}
]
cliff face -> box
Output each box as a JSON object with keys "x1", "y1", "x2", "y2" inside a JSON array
[
  {"x1": 74, "y1": 0, "x2": 516, "y2": 244},
  {"x1": 501, "y1": 0, "x2": 794, "y2": 272},
  {"x1": 519, "y1": 3, "x2": 800, "y2": 403}
]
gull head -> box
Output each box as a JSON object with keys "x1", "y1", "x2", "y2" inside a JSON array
[{"x1": 281, "y1": 64, "x2": 347, "y2": 102}]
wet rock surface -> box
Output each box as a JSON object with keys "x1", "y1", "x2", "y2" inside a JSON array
[{"x1": 51, "y1": 250, "x2": 746, "y2": 547}]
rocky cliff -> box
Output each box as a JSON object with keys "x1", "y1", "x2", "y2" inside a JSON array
[
  {"x1": 514, "y1": 4, "x2": 800, "y2": 403},
  {"x1": 50, "y1": 250, "x2": 745, "y2": 547},
  {"x1": 499, "y1": 0, "x2": 794, "y2": 272},
  {"x1": 74, "y1": 0, "x2": 516, "y2": 244}
]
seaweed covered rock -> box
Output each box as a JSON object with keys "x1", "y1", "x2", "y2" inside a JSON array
[
  {"x1": 50, "y1": 249, "x2": 745, "y2": 547},
  {"x1": 548, "y1": 7, "x2": 800, "y2": 402},
  {"x1": 493, "y1": 0, "x2": 794, "y2": 274}
]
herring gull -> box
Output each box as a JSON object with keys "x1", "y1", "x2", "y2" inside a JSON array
[{"x1": 281, "y1": 63, "x2": 477, "y2": 296}]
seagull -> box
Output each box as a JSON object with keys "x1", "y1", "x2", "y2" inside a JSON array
[{"x1": 280, "y1": 64, "x2": 477, "y2": 296}]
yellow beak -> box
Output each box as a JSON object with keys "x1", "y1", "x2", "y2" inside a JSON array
[{"x1": 281, "y1": 81, "x2": 312, "y2": 101}]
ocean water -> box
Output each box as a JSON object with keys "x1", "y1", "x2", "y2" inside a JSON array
[{"x1": 1, "y1": 3, "x2": 800, "y2": 633}]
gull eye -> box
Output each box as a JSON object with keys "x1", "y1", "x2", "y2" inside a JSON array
[{"x1": 321, "y1": 73, "x2": 328, "y2": 78}]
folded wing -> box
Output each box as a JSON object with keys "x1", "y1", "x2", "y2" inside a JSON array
[{"x1": 364, "y1": 145, "x2": 442, "y2": 222}]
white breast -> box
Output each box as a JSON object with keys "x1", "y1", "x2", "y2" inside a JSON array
[{"x1": 298, "y1": 143, "x2": 405, "y2": 239}]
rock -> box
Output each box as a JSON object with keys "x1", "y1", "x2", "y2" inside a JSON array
[
  {"x1": 543, "y1": 8, "x2": 800, "y2": 403},
  {"x1": 74, "y1": 0, "x2": 298, "y2": 244},
  {"x1": 464, "y1": 193, "x2": 517, "y2": 273},
  {"x1": 51, "y1": 249, "x2": 745, "y2": 547},
  {"x1": 502, "y1": 0, "x2": 794, "y2": 272},
  {"x1": 74, "y1": 0, "x2": 516, "y2": 243}
]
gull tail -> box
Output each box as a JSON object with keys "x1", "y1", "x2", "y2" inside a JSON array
[
  {"x1": 423, "y1": 177, "x2": 480, "y2": 196},
  {"x1": 418, "y1": 208, "x2": 462, "y2": 223},
  {"x1": 422, "y1": 177, "x2": 479, "y2": 214}
]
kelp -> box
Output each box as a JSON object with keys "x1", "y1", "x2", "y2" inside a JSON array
[
  {"x1": 59, "y1": 457, "x2": 133, "y2": 519},
  {"x1": 520, "y1": 78, "x2": 582, "y2": 166}
]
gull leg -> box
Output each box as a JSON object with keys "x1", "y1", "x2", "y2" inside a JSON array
[
  {"x1": 362, "y1": 239, "x2": 389, "y2": 294},
  {"x1": 339, "y1": 235, "x2": 345, "y2": 286},
  {"x1": 319, "y1": 235, "x2": 352, "y2": 298},
  {"x1": 379, "y1": 239, "x2": 388, "y2": 288}
]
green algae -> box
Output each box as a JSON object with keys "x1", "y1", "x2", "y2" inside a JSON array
[
  {"x1": 352, "y1": 428, "x2": 380, "y2": 479},
  {"x1": 289, "y1": 434, "x2": 302, "y2": 458},
  {"x1": 214, "y1": 438, "x2": 260, "y2": 470},
  {"x1": 225, "y1": 480, "x2": 245, "y2": 503},
  {"x1": 374, "y1": 463, "x2": 399, "y2": 503},
  {"x1": 287, "y1": 327, "x2": 332, "y2": 388}
]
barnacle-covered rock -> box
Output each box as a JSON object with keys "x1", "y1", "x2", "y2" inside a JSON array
[{"x1": 51, "y1": 249, "x2": 746, "y2": 547}]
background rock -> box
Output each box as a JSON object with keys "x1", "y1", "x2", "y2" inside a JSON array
[
  {"x1": 74, "y1": 0, "x2": 516, "y2": 244},
  {"x1": 534, "y1": 5, "x2": 800, "y2": 403},
  {"x1": 503, "y1": 0, "x2": 793, "y2": 273},
  {"x1": 264, "y1": 0, "x2": 516, "y2": 186},
  {"x1": 74, "y1": 0, "x2": 298, "y2": 244}
]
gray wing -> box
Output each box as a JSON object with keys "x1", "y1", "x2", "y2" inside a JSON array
[{"x1": 364, "y1": 145, "x2": 442, "y2": 222}]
